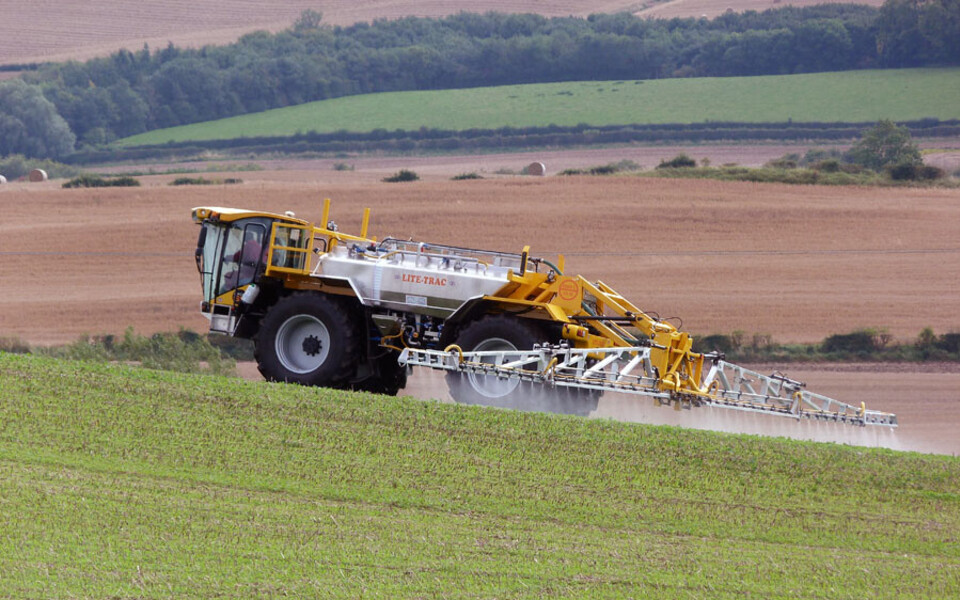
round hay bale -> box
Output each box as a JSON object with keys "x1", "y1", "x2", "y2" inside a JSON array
[
  {"x1": 0, "y1": 175, "x2": 6, "y2": 184},
  {"x1": 28, "y1": 169, "x2": 48, "y2": 182},
  {"x1": 525, "y1": 161, "x2": 546, "y2": 177}
]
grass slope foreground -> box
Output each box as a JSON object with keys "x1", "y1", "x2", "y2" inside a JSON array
[
  {"x1": 2, "y1": 353, "x2": 959, "y2": 598},
  {"x1": 119, "y1": 68, "x2": 960, "y2": 145}
]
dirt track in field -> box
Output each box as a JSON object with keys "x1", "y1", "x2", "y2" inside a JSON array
[
  {"x1": 639, "y1": 0, "x2": 883, "y2": 19},
  {"x1": 97, "y1": 141, "x2": 960, "y2": 178},
  {"x1": 2, "y1": 170, "x2": 958, "y2": 454},
  {"x1": 98, "y1": 144, "x2": 845, "y2": 177}
]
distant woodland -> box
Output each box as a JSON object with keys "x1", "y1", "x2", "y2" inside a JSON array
[{"x1": 1, "y1": 0, "x2": 958, "y2": 159}]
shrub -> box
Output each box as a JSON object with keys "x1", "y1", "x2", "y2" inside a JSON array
[
  {"x1": 0, "y1": 336, "x2": 30, "y2": 354},
  {"x1": 839, "y1": 162, "x2": 865, "y2": 174},
  {"x1": 694, "y1": 334, "x2": 738, "y2": 355},
  {"x1": 36, "y1": 327, "x2": 235, "y2": 375},
  {"x1": 937, "y1": 332, "x2": 960, "y2": 353},
  {"x1": 916, "y1": 327, "x2": 937, "y2": 349},
  {"x1": 917, "y1": 165, "x2": 945, "y2": 180},
  {"x1": 812, "y1": 159, "x2": 841, "y2": 173},
  {"x1": 589, "y1": 165, "x2": 617, "y2": 175},
  {"x1": 887, "y1": 161, "x2": 920, "y2": 180},
  {"x1": 561, "y1": 160, "x2": 641, "y2": 176},
  {"x1": 205, "y1": 335, "x2": 255, "y2": 361},
  {"x1": 36, "y1": 334, "x2": 112, "y2": 362},
  {"x1": 822, "y1": 329, "x2": 887, "y2": 354},
  {"x1": 62, "y1": 175, "x2": 140, "y2": 188},
  {"x1": 170, "y1": 176, "x2": 241, "y2": 185},
  {"x1": 171, "y1": 176, "x2": 214, "y2": 185},
  {"x1": 750, "y1": 333, "x2": 774, "y2": 350},
  {"x1": 609, "y1": 159, "x2": 641, "y2": 172},
  {"x1": 766, "y1": 158, "x2": 798, "y2": 169},
  {"x1": 848, "y1": 120, "x2": 921, "y2": 171},
  {"x1": 886, "y1": 162, "x2": 946, "y2": 182},
  {"x1": 801, "y1": 148, "x2": 844, "y2": 166},
  {"x1": 332, "y1": 162, "x2": 354, "y2": 171},
  {"x1": 915, "y1": 326, "x2": 943, "y2": 360},
  {"x1": 657, "y1": 154, "x2": 696, "y2": 169},
  {"x1": 451, "y1": 172, "x2": 483, "y2": 180},
  {"x1": 383, "y1": 169, "x2": 419, "y2": 182}
]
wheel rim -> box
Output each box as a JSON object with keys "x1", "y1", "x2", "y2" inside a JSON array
[
  {"x1": 467, "y1": 337, "x2": 521, "y2": 399},
  {"x1": 275, "y1": 314, "x2": 331, "y2": 374}
]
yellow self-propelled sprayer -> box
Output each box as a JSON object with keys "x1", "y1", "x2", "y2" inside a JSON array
[{"x1": 192, "y1": 200, "x2": 896, "y2": 427}]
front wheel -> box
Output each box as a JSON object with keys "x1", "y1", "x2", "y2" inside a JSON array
[
  {"x1": 354, "y1": 351, "x2": 408, "y2": 396},
  {"x1": 255, "y1": 293, "x2": 360, "y2": 387}
]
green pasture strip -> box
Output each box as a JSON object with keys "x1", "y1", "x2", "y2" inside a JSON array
[
  {"x1": 118, "y1": 68, "x2": 960, "y2": 146},
  {"x1": 2, "y1": 354, "x2": 958, "y2": 598}
]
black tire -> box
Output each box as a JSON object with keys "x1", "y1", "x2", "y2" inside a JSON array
[
  {"x1": 354, "y1": 351, "x2": 408, "y2": 396},
  {"x1": 445, "y1": 315, "x2": 543, "y2": 407},
  {"x1": 254, "y1": 293, "x2": 360, "y2": 387},
  {"x1": 444, "y1": 315, "x2": 597, "y2": 416}
]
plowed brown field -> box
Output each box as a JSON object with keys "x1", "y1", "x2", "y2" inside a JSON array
[
  {"x1": 4, "y1": 173, "x2": 958, "y2": 343},
  {"x1": 2, "y1": 172, "x2": 957, "y2": 454},
  {"x1": 0, "y1": 0, "x2": 636, "y2": 65},
  {"x1": 1, "y1": 0, "x2": 881, "y2": 66}
]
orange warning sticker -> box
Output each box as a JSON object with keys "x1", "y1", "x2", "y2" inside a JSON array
[{"x1": 558, "y1": 279, "x2": 580, "y2": 301}]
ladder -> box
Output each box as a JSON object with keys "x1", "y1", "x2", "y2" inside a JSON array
[{"x1": 398, "y1": 344, "x2": 898, "y2": 427}]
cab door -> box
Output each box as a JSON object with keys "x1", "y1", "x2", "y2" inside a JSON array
[{"x1": 197, "y1": 218, "x2": 270, "y2": 333}]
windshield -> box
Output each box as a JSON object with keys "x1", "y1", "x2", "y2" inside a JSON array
[{"x1": 197, "y1": 222, "x2": 224, "y2": 304}]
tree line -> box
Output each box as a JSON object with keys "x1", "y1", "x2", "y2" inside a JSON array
[{"x1": 2, "y1": 0, "x2": 959, "y2": 159}]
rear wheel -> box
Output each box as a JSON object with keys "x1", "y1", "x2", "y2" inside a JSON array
[
  {"x1": 255, "y1": 293, "x2": 359, "y2": 387},
  {"x1": 446, "y1": 315, "x2": 599, "y2": 415}
]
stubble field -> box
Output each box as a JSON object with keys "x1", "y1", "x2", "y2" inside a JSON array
[{"x1": 2, "y1": 170, "x2": 957, "y2": 453}]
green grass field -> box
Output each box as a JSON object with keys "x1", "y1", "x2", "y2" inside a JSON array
[
  {"x1": 119, "y1": 68, "x2": 960, "y2": 146},
  {"x1": 2, "y1": 353, "x2": 959, "y2": 598}
]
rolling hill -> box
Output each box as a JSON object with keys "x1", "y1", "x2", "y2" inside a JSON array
[{"x1": 117, "y1": 68, "x2": 960, "y2": 146}]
